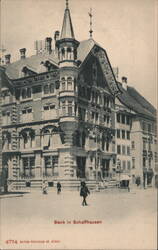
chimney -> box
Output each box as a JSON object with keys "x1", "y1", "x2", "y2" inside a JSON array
[
  {"x1": 122, "y1": 76, "x2": 128, "y2": 90},
  {"x1": 45, "y1": 37, "x2": 52, "y2": 54},
  {"x1": 20, "y1": 48, "x2": 26, "y2": 59},
  {"x1": 54, "y1": 30, "x2": 60, "y2": 53},
  {"x1": 5, "y1": 54, "x2": 11, "y2": 64}
]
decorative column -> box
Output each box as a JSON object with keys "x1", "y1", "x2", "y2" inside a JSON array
[
  {"x1": 35, "y1": 153, "x2": 42, "y2": 179},
  {"x1": 59, "y1": 121, "x2": 77, "y2": 179}
]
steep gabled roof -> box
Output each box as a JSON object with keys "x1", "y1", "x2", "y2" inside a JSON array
[
  {"x1": 77, "y1": 38, "x2": 101, "y2": 64},
  {"x1": 117, "y1": 82, "x2": 156, "y2": 120},
  {"x1": 3, "y1": 39, "x2": 100, "y2": 80},
  {"x1": 4, "y1": 53, "x2": 59, "y2": 79}
]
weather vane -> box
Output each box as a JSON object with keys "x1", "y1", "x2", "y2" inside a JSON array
[
  {"x1": 88, "y1": 8, "x2": 93, "y2": 38},
  {"x1": 66, "y1": 0, "x2": 69, "y2": 9}
]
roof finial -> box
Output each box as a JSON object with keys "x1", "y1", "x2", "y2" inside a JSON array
[
  {"x1": 66, "y1": 0, "x2": 69, "y2": 9},
  {"x1": 88, "y1": 8, "x2": 93, "y2": 38}
]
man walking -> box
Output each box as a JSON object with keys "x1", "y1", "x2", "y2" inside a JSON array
[
  {"x1": 57, "y1": 182, "x2": 62, "y2": 194},
  {"x1": 80, "y1": 182, "x2": 90, "y2": 206}
]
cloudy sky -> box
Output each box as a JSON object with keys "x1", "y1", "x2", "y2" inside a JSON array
[{"x1": 1, "y1": 0, "x2": 157, "y2": 107}]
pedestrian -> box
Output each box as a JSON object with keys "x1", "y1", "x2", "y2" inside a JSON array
[
  {"x1": 57, "y1": 182, "x2": 61, "y2": 194},
  {"x1": 42, "y1": 180, "x2": 48, "y2": 195},
  {"x1": 80, "y1": 182, "x2": 90, "y2": 206}
]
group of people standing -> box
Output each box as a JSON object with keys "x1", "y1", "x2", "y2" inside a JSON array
[{"x1": 42, "y1": 180, "x2": 90, "y2": 206}]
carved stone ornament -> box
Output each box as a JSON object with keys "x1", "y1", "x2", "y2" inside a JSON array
[{"x1": 92, "y1": 48, "x2": 119, "y2": 95}]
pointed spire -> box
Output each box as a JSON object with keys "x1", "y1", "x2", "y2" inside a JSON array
[{"x1": 60, "y1": 0, "x2": 75, "y2": 39}]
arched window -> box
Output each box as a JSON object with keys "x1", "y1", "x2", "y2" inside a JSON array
[
  {"x1": 20, "y1": 129, "x2": 35, "y2": 149},
  {"x1": 61, "y1": 48, "x2": 65, "y2": 60},
  {"x1": 42, "y1": 128, "x2": 51, "y2": 149},
  {"x1": 2, "y1": 132, "x2": 11, "y2": 150},
  {"x1": 67, "y1": 47, "x2": 72, "y2": 60},
  {"x1": 61, "y1": 77, "x2": 66, "y2": 91},
  {"x1": 67, "y1": 77, "x2": 73, "y2": 90}
]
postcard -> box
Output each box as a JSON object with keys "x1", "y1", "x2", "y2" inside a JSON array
[{"x1": 0, "y1": 0, "x2": 157, "y2": 249}]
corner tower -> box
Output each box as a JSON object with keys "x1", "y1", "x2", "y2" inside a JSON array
[
  {"x1": 57, "y1": 0, "x2": 79, "y2": 180},
  {"x1": 56, "y1": 0, "x2": 79, "y2": 67}
]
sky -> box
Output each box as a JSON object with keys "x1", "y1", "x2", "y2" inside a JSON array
[{"x1": 1, "y1": 0, "x2": 157, "y2": 107}]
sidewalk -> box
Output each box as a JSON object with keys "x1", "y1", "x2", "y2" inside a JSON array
[{"x1": 0, "y1": 192, "x2": 28, "y2": 199}]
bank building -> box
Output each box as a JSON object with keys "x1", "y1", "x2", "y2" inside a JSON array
[{"x1": 0, "y1": 0, "x2": 157, "y2": 191}]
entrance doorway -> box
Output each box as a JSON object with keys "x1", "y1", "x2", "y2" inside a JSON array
[
  {"x1": 101, "y1": 159, "x2": 110, "y2": 178},
  {"x1": 76, "y1": 157, "x2": 86, "y2": 178}
]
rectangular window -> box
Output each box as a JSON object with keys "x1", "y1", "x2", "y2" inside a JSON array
[
  {"x1": 67, "y1": 82, "x2": 72, "y2": 90},
  {"x1": 117, "y1": 129, "x2": 120, "y2": 138},
  {"x1": 68, "y1": 101, "x2": 73, "y2": 116},
  {"x1": 143, "y1": 139, "x2": 146, "y2": 150},
  {"x1": 2, "y1": 112, "x2": 11, "y2": 125},
  {"x1": 122, "y1": 161, "x2": 126, "y2": 170},
  {"x1": 117, "y1": 145, "x2": 121, "y2": 154},
  {"x1": 148, "y1": 124, "x2": 151, "y2": 133},
  {"x1": 32, "y1": 85, "x2": 41, "y2": 94},
  {"x1": 143, "y1": 157, "x2": 146, "y2": 167},
  {"x1": 132, "y1": 158, "x2": 135, "y2": 169},
  {"x1": 127, "y1": 146, "x2": 130, "y2": 155},
  {"x1": 50, "y1": 105, "x2": 55, "y2": 109},
  {"x1": 23, "y1": 157, "x2": 35, "y2": 176},
  {"x1": 142, "y1": 122, "x2": 146, "y2": 131},
  {"x1": 44, "y1": 85, "x2": 49, "y2": 94},
  {"x1": 131, "y1": 141, "x2": 135, "y2": 149},
  {"x1": 122, "y1": 145, "x2": 126, "y2": 155},
  {"x1": 122, "y1": 130, "x2": 125, "y2": 139},
  {"x1": 96, "y1": 113, "x2": 98, "y2": 122},
  {"x1": 22, "y1": 110, "x2": 27, "y2": 114},
  {"x1": 50, "y1": 84, "x2": 54, "y2": 93},
  {"x1": 117, "y1": 113, "x2": 120, "y2": 123},
  {"x1": 127, "y1": 161, "x2": 131, "y2": 170},
  {"x1": 126, "y1": 116, "x2": 130, "y2": 125},
  {"x1": 155, "y1": 152, "x2": 158, "y2": 162},
  {"x1": 126, "y1": 131, "x2": 130, "y2": 140},
  {"x1": 62, "y1": 82, "x2": 65, "y2": 91},
  {"x1": 121, "y1": 114, "x2": 125, "y2": 124}
]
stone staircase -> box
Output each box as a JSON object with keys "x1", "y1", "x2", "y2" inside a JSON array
[{"x1": 8, "y1": 179, "x2": 120, "y2": 191}]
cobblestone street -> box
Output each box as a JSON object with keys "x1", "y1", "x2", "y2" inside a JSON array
[{"x1": 1, "y1": 187, "x2": 157, "y2": 249}]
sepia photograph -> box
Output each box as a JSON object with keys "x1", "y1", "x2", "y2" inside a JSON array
[{"x1": 0, "y1": 0, "x2": 157, "y2": 249}]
